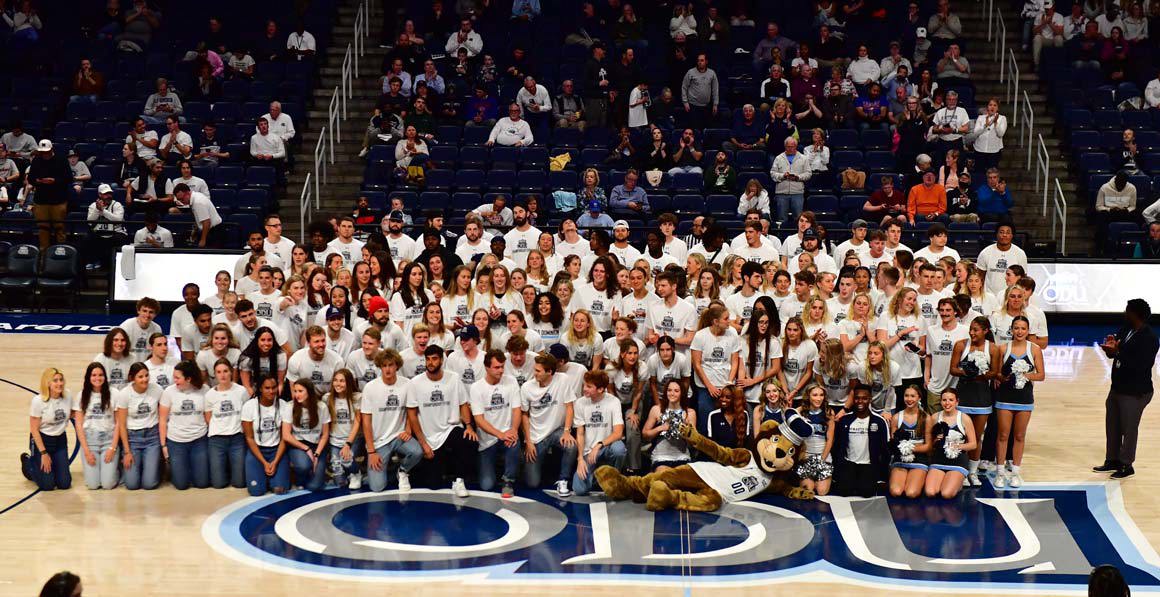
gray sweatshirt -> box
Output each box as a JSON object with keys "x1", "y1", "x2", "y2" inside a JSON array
[
  {"x1": 144, "y1": 91, "x2": 184, "y2": 117},
  {"x1": 681, "y1": 67, "x2": 719, "y2": 108}
]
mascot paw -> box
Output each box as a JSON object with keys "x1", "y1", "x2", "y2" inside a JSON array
[
  {"x1": 595, "y1": 465, "x2": 631, "y2": 500},
  {"x1": 785, "y1": 486, "x2": 815, "y2": 500},
  {"x1": 678, "y1": 423, "x2": 695, "y2": 439},
  {"x1": 646, "y1": 480, "x2": 677, "y2": 511}
]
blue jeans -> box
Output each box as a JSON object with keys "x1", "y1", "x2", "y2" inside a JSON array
[
  {"x1": 523, "y1": 427, "x2": 578, "y2": 488},
  {"x1": 693, "y1": 386, "x2": 715, "y2": 435},
  {"x1": 168, "y1": 436, "x2": 210, "y2": 490},
  {"x1": 208, "y1": 433, "x2": 246, "y2": 489},
  {"x1": 245, "y1": 444, "x2": 291, "y2": 496},
  {"x1": 572, "y1": 440, "x2": 628, "y2": 496},
  {"x1": 25, "y1": 432, "x2": 71, "y2": 491},
  {"x1": 366, "y1": 437, "x2": 423, "y2": 492},
  {"x1": 82, "y1": 428, "x2": 120, "y2": 490},
  {"x1": 775, "y1": 193, "x2": 804, "y2": 226},
  {"x1": 478, "y1": 439, "x2": 521, "y2": 491},
  {"x1": 124, "y1": 426, "x2": 162, "y2": 490},
  {"x1": 327, "y1": 436, "x2": 366, "y2": 486},
  {"x1": 288, "y1": 442, "x2": 329, "y2": 491}
]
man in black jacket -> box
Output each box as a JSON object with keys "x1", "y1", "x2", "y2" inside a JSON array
[
  {"x1": 582, "y1": 42, "x2": 614, "y2": 129},
  {"x1": 1097, "y1": 299, "x2": 1159, "y2": 479},
  {"x1": 831, "y1": 387, "x2": 891, "y2": 497},
  {"x1": 27, "y1": 139, "x2": 72, "y2": 249}
]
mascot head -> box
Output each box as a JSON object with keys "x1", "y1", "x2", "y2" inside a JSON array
[{"x1": 753, "y1": 413, "x2": 813, "y2": 473}]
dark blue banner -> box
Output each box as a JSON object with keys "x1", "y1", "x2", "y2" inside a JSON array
[{"x1": 0, "y1": 313, "x2": 171, "y2": 335}]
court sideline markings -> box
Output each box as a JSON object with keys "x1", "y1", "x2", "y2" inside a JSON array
[{"x1": 0, "y1": 376, "x2": 79, "y2": 516}]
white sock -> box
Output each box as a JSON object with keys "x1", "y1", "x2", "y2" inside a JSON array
[
  {"x1": 968, "y1": 460, "x2": 979, "y2": 474},
  {"x1": 1010, "y1": 465, "x2": 1021, "y2": 475}
]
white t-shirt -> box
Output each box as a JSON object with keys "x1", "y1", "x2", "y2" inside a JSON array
[
  {"x1": 115, "y1": 383, "x2": 163, "y2": 430},
  {"x1": 925, "y1": 322, "x2": 970, "y2": 393},
  {"x1": 608, "y1": 362, "x2": 648, "y2": 405},
  {"x1": 646, "y1": 351, "x2": 691, "y2": 386},
  {"x1": 560, "y1": 334, "x2": 600, "y2": 368},
  {"x1": 127, "y1": 130, "x2": 159, "y2": 159},
  {"x1": 345, "y1": 350, "x2": 379, "y2": 389},
  {"x1": 913, "y1": 245, "x2": 961, "y2": 265},
  {"x1": 404, "y1": 371, "x2": 468, "y2": 450},
  {"x1": 846, "y1": 416, "x2": 871, "y2": 463},
  {"x1": 160, "y1": 386, "x2": 208, "y2": 442},
  {"x1": 324, "y1": 327, "x2": 357, "y2": 358},
  {"x1": 94, "y1": 353, "x2": 134, "y2": 389},
  {"x1": 237, "y1": 351, "x2": 287, "y2": 380},
  {"x1": 520, "y1": 375, "x2": 576, "y2": 444},
  {"x1": 735, "y1": 242, "x2": 781, "y2": 265},
  {"x1": 231, "y1": 317, "x2": 289, "y2": 350},
  {"x1": 812, "y1": 359, "x2": 860, "y2": 408},
  {"x1": 781, "y1": 339, "x2": 819, "y2": 391},
  {"x1": 246, "y1": 289, "x2": 281, "y2": 322},
  {"x1": 241, "y1": 399, "x2": 283, "y2": 447},
  {"x1": 446, "y1": 349, "x2": 487, "y2": 385},
  {"x1": 724, "y1": 290, "x2": 764, "y2": 325},
  {"x1": 838, "y1": 318, "x2": 873, "y2": 365},
  {"x1": 855, "y1": 361, "x2": 902, "y2": 412},
  {"x1": 616, "y1": 292, "x2": 657, "y2": 341},
  {"x1": 325, "y1": 237, "x2": 365, "y2": 269},
  {"x1": 975, "y1": 243, "x2": 1027, "y2": 296},
  {"x1": 573, "y1": 395, "x2": 624, "y2": 455},
  {"x1": 571, "y1": 284, "x2": 618, "y2": 332},
  {"x1": 628, "y1": 87, "x2": 649, "y2": 127},
  {"x1": 264, "y1": 237, "x2": 296, "y2": 265},
  {"x1": 401, "y1": 348, "x2": 430, "y2": 380},
  {"x1": 286, "y1": 348, "x2": 345, "y2": 394},
  {"x1": 607, "y1": 243, "x2": 643, "y2": 268},
  {"x1": 989, "y1": 310, "x2": 1048, "y2": 344},
  {"x1": 778, "y1": 295, "x2": 809, "y2": 324},
  {"x1": 146, "y1": 357, "x2": 178, "y2": 389},
  {"x1": 189, "y1": 191, "x2": 222, "y2": 229},
  {"x1": 72, "y1": 391, "x2": 115, "y2": 434},
  {"x1": 195, "y1": 348, "x2": 241, "y2": 377},
  {"x1": 646, "y1": 298, "x2": 698, "y2": 352},
  {"x1": 690, "y1": 327, "x2": 740, "y2": 388},
  {"x1": 360, "y1": 376, "x2": 410, "y2": 449},
  {"x1": 504, "y1": 355, "x2": 537, "y2": 387},
  {"x1": 440, "y1": 294, "x2": 474, "y2": 326},
  {"x1": 389, "y1": 294, "x2": 428, "y2": 337},
  {"x1": 876, "y1": 313, "x2": 925, "y2": 379},
  {"x1": 325, "y1": 393, "x2": 361, "y2": 447},
  {"x1": 386, "y1": 234, "x2": 420, "y2": 267},
  {"x1": 30, "y1": 394, "x2": 72, "y2": 436},
  {"x1": 280, "y1": 399, "x2": 331, "y2": 444},
  {"x1": 469, "y1": 375, "x2": 522, "y2": 450},
  {"x1": 204, "y1": 383, "x2": 250, "y2": 436},
  {"x1": 915, "y1": 288, "x2": 952, "y2": 328},
  {"x1": 738, "y1": 337, "x2": 783, "y2": 402},
  {"x1": 120, "y1": 318, "x2": 163, "y2": 363},
  {"x1": 504, "y1": 225, "x2": 543, "y2": 269}
]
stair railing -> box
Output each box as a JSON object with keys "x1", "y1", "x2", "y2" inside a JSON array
[
  {"x1": 1021, "y1": 90, "x2": 1034, "y2": 170},
  {"x1": 1052, "y1": 177, "x2": 1069, "y2": 255},
  {"x1": 1035, "y1": 133, "x2": 1050, "y2": 216},
  {"x1": 1006, "y1": 49, "x2": 1019, "y2": 125},
  {"x1": 298, "y1": 172, "x2": 315, "y2": 243}
]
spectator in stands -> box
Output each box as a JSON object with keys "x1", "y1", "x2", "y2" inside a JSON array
[
  {"x1": 667, "y1": 33, "x2": 694, "y2": 92},
  {"x1": 85, "y1": 183, "x2": 127, "y2": 271},
  {"x1": 256, "y1": 19, "x2": 282, "y2": 62},
  {"x1": 263, "y1": 102, "x2": 296, "y2": 145},
  {"x1": 512, "y1": 0, "x2": 541, "y2": 21},
  {"x1": 118, "y1": 0, "x2": 160, "y2": 51},
  {"x1": 487, "y1": 104, "x2": 534, "y2": 147},
  {"x1": 760, "y1": 64, "x2": 791, "y2": 108},
  {"x1": 930, "y1": 89, "x2": 971, "y2": 158},
  {"x1": 609, "y1": 169, "x2": 650, "y2": 216},
  {"x1": 1094, "y1": 170, "x2": 1138, "y2": 251},
  {"x1": 908, "y1": 169, "x2": 948, "y2": 223},
  {"x1": 770, "y1": 137, "x2": 812, "y2": 225},
  {"x1": 928, "y1": 0, "x2": 963, "y2": 40},
  {"x1": 649, "y1": 87, "x2": 678, "y2": 130},
  {"x1": 382, "y1": 60, "x2": 413, "y2": 99},
  {"x1": 640, "y1": 127, "x2": 669, "y2": 172},
  {"x1": 166, "y1": 159, "x2": 209, "y2": 198},
  {"x1": 879, "y1": 41, "x2": 912, "y2": 85},
  {"x1": 814, "y1": 25, "x2": 846, "y2": 70},
  {"x1": 1031, "y1": 1, "x2": 1066, "y2": 66},
  {"x1": 128, "y1": 159, "x2": 169, "y2": 215},
  {"x1": 0, "y1": 144, "x2": 19, "y2": 205},
  {"x1": 67, "y1": 150, "x2": 90, "y2": 195},
  {"x1": 681, "y1": 53, "x2": 719, "y2": 130},
  {"x1": 886, "y1": 64, "x2": 915, "y2": 98},
  {"x1": 765, "y1": 99, "x2": 799, "y2": 155},
  {"x1": 159, "y1": 116, "x2": 193, "y2": 163},
  {"x1": 1134, "y1": 221, "x2": 1160, "y2": 258},
  {"x1": 1101, "y1": 27, "x2": 1131, "y2": 82},
  {"x1": 705, "y1": 151, "x2": 738, "y2": 194},
  {"x1": 896, "y1": 96, "x2": 928, "y2": 171},
  {"x1": 465, "y1": 84, "x2": 500, "y2": 130},
  {"x1": 1096, "y1": 4, "x2": 1125, "y2": 37},
  {"x1": 445, "y1": 18, "x2": 482, "y2": 57},
  {"x1": 582, "y1": 42, "x2": 613, "y2": 128},
  {"x1": 27, "y1": 139, "x2": 70, "y2": 249},
  {"x1": 946, "y1": 170, "x2": 978, "y2": 222},
  {"x1": 577, "y1": 200, "x2": 614, "y2": 230},
  {"x1": 414, "y1": 59, "x2": 446, "y2": 96},
  {"x1": 972, "y1": 98, "x2": 1008, "y2": 173},
  {"x1": 394, "y1": 125, "x2": 429, "y2": 170},
  {"x1": 848, "y1": 45, "x2": 882, "y2": 91},
  {"x1": 753, "y1": 22, "x2": 798, "y2": 76},
  {"x1": 723, "y1": 104, "x2": 766, "y2": 152},
  {"x1": 936, "y1": 44, "x2": 972, "y2": 83},
  {"x1": 1144, "y1": 193, "x2": 1160, "y2": 224},
  {"x1": 141, "y1": 79, "x2": 182, "y2": 126},
  {"x1": 888, "y1": 85, "x2": 910, "y2": 126},
  {"x1": 70, "y1": 58, "x2": 105, "y2": 103},
  {"x1": 1070, "y1": 21, "x2": 1103, "y2": 69},
  {"x1": 1117, "y1": 129, "x2": 1141, "y2": 174},
  {"x1": 172, "y1": 184, "x2": 224, "y2": 248},
  {"x1": 250, "y1": 117, "x2": 287, "y2": 168},
  {"x1": 613, "y1": 3, "x2": 647, "y2": 52},
  {"x1": 286, "y1": 21, "x2": 316, "y2": 61},
  {"x1": 791, "y1": 63, "x2": 824, "y2": 106},
  {"x1": 125, "y1": 118, "x2": 159, "y2": 163},
  {"x1": 1062, "y1": 2, "x2": 1089, "y2": 39},
  {"x1": 854, "y1": 83, "x2": 890, "y2": 133},
  {"x1": 501, "y1": 47, "x2": 535, "y2": 96},
  {"x1": 226, "y1": 47, "x2": 255, "y2": 79},
  {"x1": 516, "y1": 76, "x2": 552, "y2": 131},
  {"x1": 189, "y1": 63, "x2": 222, "y2": 102},
  {"x1": 627, "y1": 81, "x2": 650, "y2": 130},
  {"x1": 1146, "y1": 68, "x2": 1160, "y2": 110},
  {"x1": 134, "y1": 210, "x2": 174, "y2": 248},
  {"x1": 1122, "y1": 2, "x2": 1149, "y2": 41},
  {"x1": 819, "y1": 81, "x2": 851, "y2": 129},
  {"x1": 192, "y1": 122, "x2": 230, "y2": 168},
  {"x1": 865, "y1": 175, "x2": 909, "y2": 224},
  {"x1": 914, "y1": 27, "x2": 932, "y2": 67},
  {"x1": 669, "y1": 4, "x2": 697, "y2": 40},
  {"x1": 802, "y1": 128, "x2": 830, "y2": 175},
  {"x1": 0, "y1": 122, "x2": 36, "y2": 165},
  {"x1": 667, "y1": 128, "x2": 703, "y2": 176},
  {"x1": 578, "y1": 168, "x2": 607, "y2": 212},
  {"x1": 553, "y1": 80, "x2": 586, "y2": 131},
  {"x1": 697, "y1": 5, "x2": 731, "y2": 50}
]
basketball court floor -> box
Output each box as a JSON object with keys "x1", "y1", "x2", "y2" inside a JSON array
[{"x1": 3, "y1": 333, "x2": 1160, "y2": 596}]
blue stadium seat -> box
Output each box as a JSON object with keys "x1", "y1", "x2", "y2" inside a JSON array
[
  {"x1": 184, "y1": 101, "x2": 211, "y2": 123},
  {"x1": 580, "y1": 148, "x2": 607, "y2": 167},
  {"x1": 671, "y1": 172, "x2": 703, "y2": 192},
  {"x1": 66, "y1": 101, "x2": 93, "y2": 122},
  {"x1": 551, "y1": 127, "x2": 582, "y2": 148},
  {"x1": 1093, "y1": 110, "x2": 1122, "y2": 131},
  {"x1": 860, "y1": 129, "x2": 891, "y2": 150},
  {"x1": 214, "y1": 165, "x2": 244, "y2": 188},
  {"x1": 486, "y1": 169, "x2": 516, "y2": 192},
  {"x1": 706, "y1": 194, "x2": 736, "y2": 214},
  {"x1": 583, "y1": 127, "x2": 613, "y2": 148},
  {"x1": 1123, "y1": 111, "x2": 1152, "y2": 131},
  {"x1": 241, "y1": 102, "x2": 267, "y2": 122},
  {"x1": 425, "y1": 169, "x2": 454, "y2": 191},
  {"x1": 839, "y1": 195, "x2": 867, "y2": 218},
  {"x1": 671, "y1": 194, "x2": 703, "y2": 214},
  {"x1": 1070, "y1": 130, "x2": 1102, "y2": 151},
  {"x1": 451, "y1": 192, "x2": 481, "y2": 213},
  {"x1": 458, "y1": 146, "x2": 488, "y2": 168},
  {"x1": 222, "y1": 80, "x2": 250, "y2": 102},
  {"x1": 236, "y1": 189, "x2": 267, "y2": 213},
  {"x1": 1136, "y1": 131, "x2": 1160, "y2": 151},
  {"x1": 703, "y1": 128, "x2": 731, "y2": 150},
  {"x1": 362, "y1": 191, "x2": 388, "y2": 212},
  {"x1": 462, "y1": 127, "x2": 490, "y2": 145},
  {"x1": 735, "y1": 150, "x2": 767, "y2": 172},
  {"x1": 211, "y1": 102, "x2": 241, "y2": 123},
  {"x1": 91, "y1": 165, "x2": 117, "y2": 184},
  {"x1": 490, "y1": 146, "x2": 520, "y2": 168},
  {"x1": 428, "y1": 145, "x2": 458, "y2": 168},
  {"x1": 419, "y1": 192, "x2": 450, "y2": 210},
  {"x1": 455, "y1": 169, "x2": 485, "y2": 192},
  {"x1": 828, "y1": 129, "x2": 859, "y2": 150},
  {"x1": 831, "y1": 150, "x2": 864, "y2": 171},
  {"x1": 1065, "y1": 108, "x2": 1093, "y2": 130},
  {"x1": 548, "y1": 170, "x2": 578, "y2": 190},
  {"x1": 244, "y1": 166, "x2": 275, "y2": 188},
  {"x1": 1078, "y1": 153, "x2": 1113, "y2": 175},
  {"x1": 211, "y1": 189, "x2": 237, "y2": 212},
  {"x1": 649, "y1": 194, "x2": 672, "y2": 214},
  {"x1": 94, "y1": 101, "x2": 121, "y2": 122},
  {"x1": 521, "y1": 147, "x2": 549, "y2": 169},
  {"x1": 436, "y1": 125, "x2": 462, "y2": 144},
  {"x1": 517, "y1": 170, "x2": 546, "y2": 192},
  {"x1": 83, "y1": 122, "x2": 113, "y2": 143},
  {"x1": 54, "y1": 122, "x2": 81, "y2": 143},
  {"x1": 864, "y1": 151, "x2": 895, "y2": 173},
  {"x1": 806, "y1": 194, "x2": 839, "y2": 216}
]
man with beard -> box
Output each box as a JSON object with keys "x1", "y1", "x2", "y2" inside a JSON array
[
  {"x1": 368, "y1": 210, "x2": 417, "y2": 269},
  {"x1": 454, "y1": 216, "x2": 492, "y2": 268},
  {"x1": 503, "y1": 203, "x2": 542, "y2": 269},
  {"x1": 355, "y1": 296, "x2": 409, "y2": 353},
  {"x1": 404, "y1": 345, "x2": 478, "y2": 496},
  {"x1": 288, "y1": 326, "x2": 345, "y2": 394},
  {"x1": 414, "y1": 228, "x2": 463, "y2": 276},
  {"x1": 607, "y1": 221, "x2": 642, "y2": 268}
]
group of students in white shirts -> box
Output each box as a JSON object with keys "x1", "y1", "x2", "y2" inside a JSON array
[{"x1": 22, "y1": 203, "x2": 1047, "y2": 498}]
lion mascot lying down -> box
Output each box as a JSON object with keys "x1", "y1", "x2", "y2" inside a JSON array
[{"x1": 596, "y1": 417, "x2": 815, "y2": 512}]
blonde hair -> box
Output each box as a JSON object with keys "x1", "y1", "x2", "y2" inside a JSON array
[
  {"x1": 40, "y1": 367, "x2": 64, "y2": 401},
  {"x1": 818, "y1": 338, "x2": 849, "y2": 381},
  {"x1": 802, "y1": 294, "x2": 831, "y2": 326},
  {"x1": 847, "y1": 291, "x2": 874, "y2": 320},
  {"x1": 281, "y1": 274, "x2": 306, "y2": 297},
  {"x1": 864, "y1": 340, "x2": 893, "y2": 387},
  {"x1": 564, "y1": 309, "x2": 597, "y2": 344},
  {"x1": 887, "y1": 286, "x2": 918, "y2": 318},
  {"x1": 524, "y1": 249, "x2": 551, "y2": 287}
]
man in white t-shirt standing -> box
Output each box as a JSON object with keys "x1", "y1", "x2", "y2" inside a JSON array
[
  {"x1": 326, "y1": 216, "x2": 365, "y2": 268},
  {"x1": 262, "y1": 214, "x2": 296, "y2": 264},
  {"x1": 735, "y1": 221, "x2": 781, "y2": 265},
  {"x1": 120, "y1": 297, "x2": 163, "y2": 362},
  {"x1": 262, "y1": 102, "x2": 296, "y2": 145},
  {"x1": 975, "y1": 222, "x2": 1027, "y2": 296},
  {"x1": 469, "y1": 349, "x2": 523, "y2": 497},
  {"x1": 362, "y1": 349, "x2": 424, "y2": 492},
  {"x1": 725, "y1": 261, "x2": 767, "y2": 331},
  {"x1": 503, "y1": 203, "x2": 541, "y2": 269},
  {"x1": 405, "y1": 345, "x2": 478, "y2": 497},
  {"x1": 287, "y1": 326, "x2": 344, "y2": 394},
  {"x1": 914, "y1": 263, "x2": 950, "y2": 328},
  {"x1": 922, "y1": 297, "x2": 970, "y2": 411},
  {"x1": 912, "y1": 222, "x2": 961, "y2": 264},
  {"x1": 646, "y1": 272, "x2": 698, "y2": 351}
]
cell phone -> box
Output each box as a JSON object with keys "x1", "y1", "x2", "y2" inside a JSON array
[{"x1": 904, "y1": 342, "x2": 921, "y2": 353}]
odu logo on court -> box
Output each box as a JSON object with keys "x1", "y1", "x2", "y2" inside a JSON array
[{"x1": 204, "y1": 482, "x2": 1160, "y2": 592}]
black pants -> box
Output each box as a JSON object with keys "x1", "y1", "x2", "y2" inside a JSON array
[
  {"x1": 1105, "y1": 389, "x2": 1153, "y2": 466},
  {"x1": 414, "y1": 426, "x2": 478, "y2": 487},
  {"x1": 83, "y1": 231, "x2": 129, "y2": 268},
  {"x1": 834, "y1": 460, "x2": 878, "y2": 498}
]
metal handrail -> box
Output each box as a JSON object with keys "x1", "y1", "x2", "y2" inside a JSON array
[
  {"x1": 298, "y1": 172, "x2": 313, "y2": 244},
  {"x1": 313, "y1": 126, "x2": 327, "y2": 193},
  {"x1": 1035, "y1": 133, "x2": 1050, "y2": 215},
  {"x1": 1022, "y1": 90, "x2": 1034, "y2": 168},
  {"x1": 1052, "y1": 177, "x2": 1069, "y2": 255},
  {"x1": 994, "y1": 7, "x2": 1006, "y2": 63},
  {"x1": 329, "y1": 86, "x2": 341, "y2": 146},
  {"x1": 1006, "y1": 48, "x2": 1020, "y2": 121}
]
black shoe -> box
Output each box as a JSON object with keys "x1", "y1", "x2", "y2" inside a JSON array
[
  {"x1": 1093, "y1": 461, "x2": 1121, "y2": 472},
  {"x1": 19, "y1": 452, "x2": 31, "y2": 480},
  {"x1": 1111, "y1": 466, "x2": 1135, "y2": 479}
]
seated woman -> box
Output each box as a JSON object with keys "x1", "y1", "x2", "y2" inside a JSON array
[
  {"x1": 925, "y1": 388, "x2": 978, "y2": 499},
  {"x1": 888, "y1": 384, "x2": 931, "y2": 498},
  {"x1": 643, "y1": 379, "x2": 697, "y2": 472}
]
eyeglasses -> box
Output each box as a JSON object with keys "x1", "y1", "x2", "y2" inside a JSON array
[{"x1": 266, "y1": 223, "x2": 282, "y2": 228}]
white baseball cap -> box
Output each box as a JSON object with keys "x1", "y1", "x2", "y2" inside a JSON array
[
  {"x1": 97, "y1": 183, "x2": 114, "y2": 194},
  {"x1": 36, "y1": 139, "x2": 53, "y2": 152},
  {"x1": 613, "y1": 220, "x2": 630, "y2": 230},
  {"x1": 916, "y1": 27, "x2": 927, "y2": 38}
]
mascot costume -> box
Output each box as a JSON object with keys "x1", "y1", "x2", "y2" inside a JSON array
[{"x1": 596, "y1": 415, "x2": 816, "y2": 512}]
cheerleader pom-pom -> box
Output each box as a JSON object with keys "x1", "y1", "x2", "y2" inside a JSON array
[
  {"x1": 898, "y1": 439, "x2": 917, "y2": 463},
  {"x1": 960, "y1": 359, "x2": 980, "y2": 378},
  {"x1": 1010, "y1": 360, "x2": 1032, "y2": 389},
  {"x1": 967, "y1": 350, "x2": 991, "y2": 375},
  {"x1": 944, "y1": 429, "x2": 965, "y2": 459},
  {"x1": 659, "y1": 409, "x2": 686, "y2": 441}
]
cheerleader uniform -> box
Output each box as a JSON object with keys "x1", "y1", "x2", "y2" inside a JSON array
[
  {"x1": 929, "y1": 410, "x2": 970, "y2": 476},
  {"x1": 890, "y1": 414, "x2": 928, "y2": 471},
  {"x1": 650, "y1": 408, "x2": 692, "y2": 470},
  {"x1": 795, "y1": 408, "x2": 833, "y2": 481},
  {"x1": 756, "y1": 404, "x2": 787, "y2": 426},
  {"x1": 956, "y1": 341, "x2": 994, "y2": 416},
  {"x1": 995, "y1": 344, "x2": 1035, "y2": 412}
]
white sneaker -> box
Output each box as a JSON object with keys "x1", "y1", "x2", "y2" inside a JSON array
[
  {"x1": 348, "y1": 472, "x2": 362, "y2": 490},
  {"x1": 967, "y1": 472, "x2": 981, "y2": 487},
  {"x1": 978, "y1": 460, "x2": 994, "y2": 473},
  {"x1": 555, "y1": 480, "x2": 572, "y2": 497},
  {"x1": 1008, "y1": 472, "x2": 1023, "y2": 488},
  {"x1": 452, "y1": 478, "x2": 469, "y2": 498},
  {"x1": 992, "y1": 471, "x2": 1007, "y2": 489},
  {"x1": 397, "y1": 470, "x2": 411, "y2": 492}
]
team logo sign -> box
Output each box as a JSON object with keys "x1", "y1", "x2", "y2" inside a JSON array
[{"x1": 205, "y1": 482, "x2": 1160, "y2": 592}]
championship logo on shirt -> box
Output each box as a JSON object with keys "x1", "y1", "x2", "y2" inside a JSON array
[
  {"x1": 489, "y1": 392, "x2": 505, "y2": 408},
  {"x1": 109, "y1": 369, "x2": 124, "y2": 386},
  {"x1": 938, "y1": 337, "x2": 954, "y2": 353},
  {"x1": 218, "y1": 400, "x2": 235, "y2": 415},
  {"x1": 995, "y1": 257, "x2": 1008, "y2": 272},
  {"x1": 52, "y1": 408, "x2": 67, "y2": 423},
  {"x1": 462, "y1": 368, "x2": 476, "y2": 384},
  {"x1": 535, "y1": 393, "x2": 553, "y2": 410},
  {"x1": 589, "y1": 409, "x2": 604, "y2": 425},
  {"x1": 259, "y1": 417, "x2": 276, "y2": 434},
  {"x1": 311, "y1": 370, "x2": 324, "y2": 385},
  {"x1": 921, "y1": 302, "x2": 934, "y2": 318},
  {"x1": 661, "y1": 315, "x2": 674, "y2": 330},
  {"x1": 429, "y1": 389, "x2": 444, "y2": 404},
  {"x1": 180, "y1": 399, "x2": 197, "y2": 413},
  {"x1": 257, "y1": 303, "x2": 273, "y2": 319},
  {"x1": 385, "y1": 393, "x2": 400, "y2": 409},
  {"x1": 156, "y1": 374, "x2": 170, "y2": 387},
  {"x1": 785, "y1": 359, "x2": 800, "y2": 374},
  {"x1": 135, "y1": 402, "x2": 151, "y2": 417},
  {"x1": 710, "y1": 347, "x2": 725, "y2": 362},
  {"x1": 591, "y1": 300, "x2": 604, "y2": 314}
]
